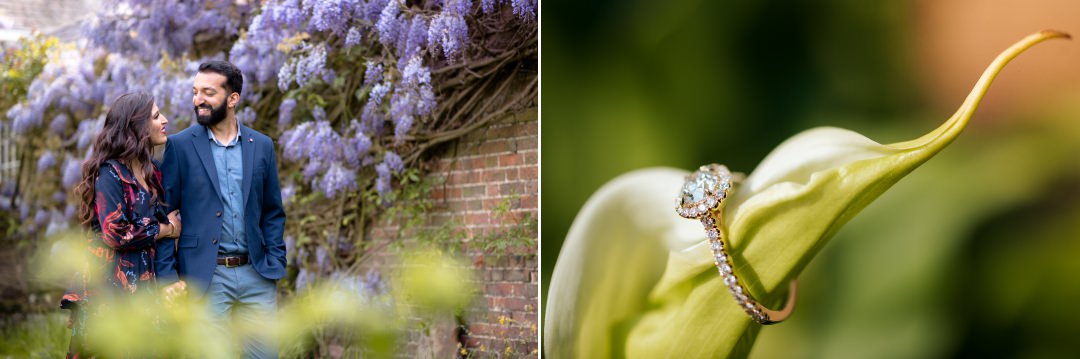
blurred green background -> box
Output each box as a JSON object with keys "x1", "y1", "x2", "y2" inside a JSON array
[{"x1": 541, "y1": 0, "x2": 1080, "y2": 357}]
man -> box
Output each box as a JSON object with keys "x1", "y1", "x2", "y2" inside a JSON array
[{"x1": 156, "y1": 60, "x2": 287, "y2": 358}]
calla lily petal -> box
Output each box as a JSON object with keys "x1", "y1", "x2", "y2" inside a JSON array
[{"x1": 546, "y1": 30, "x2": 1069, "y2": 358}]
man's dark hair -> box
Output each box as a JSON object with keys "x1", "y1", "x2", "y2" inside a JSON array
[{"x1": 198, "y1": 60, "x2": 243, "y2": 96}]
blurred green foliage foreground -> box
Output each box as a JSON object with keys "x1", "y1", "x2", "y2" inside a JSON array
[{"x1": 3, "y1": 231, "x2": 474, "y2": 358}]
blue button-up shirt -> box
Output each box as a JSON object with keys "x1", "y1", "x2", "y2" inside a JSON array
[{"x1": 208, "y1": 123, "x2": 246, "y2": 255}]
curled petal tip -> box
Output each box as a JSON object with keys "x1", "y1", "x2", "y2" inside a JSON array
[{"x1": 1040, "y1": 30, "x2": 1071, "y2": 40}]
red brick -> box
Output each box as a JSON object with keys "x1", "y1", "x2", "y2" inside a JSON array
[
  {"x1": 514, "y1": 122, "x2": 538, "y2": 136},
  {"x1": 447, "y1": 186, "x2": 463, "y2": 200},
  {"x1": 512, "y1": 311, "x2": 535, "y2": 324},
  {"x1": 521, "y1": 149, "x2": 537, "y2": 165},
  {"x1": 468, "y1": 199, "x2": 484, "y2": 211},
  {"x1": 506, "y1": 269, "x2": 527, "y2": 282},
  {"x1": 523, "y1": 283, "x2": 538, "y2": 299},
  {"x1": 519, "y1": 137, "x2": 538, "y2": 152},
  {"x1": 466, "y1": 213, "x2": 489, "y2": 226},
  {"x1": 448, "y1": 171, "x2": 469, "y2": 185},
  {"x1": 483, "y1": 169, "x2": 505, "y2": 183},
  {"x1": 436, "y1": 158, "x2": 455, "y2": 171},
  {"x1": 497, "y1": 283, "x2": 515, "y2": 296},
  {"x1": 489, "y1": 297, "x2": 507, "y2": 311},
  {"x1": 486, "y1": 155, "x2": 500, "y2": 168},
  {"x1": 463, "y1": 185, "x2": 486, "y2": 198},
  {"x1": 499, "y1": 154, "x2": 520, "y2": 167},
  {"x1": 486, "y1": 184, "x2": 499, "y2": 197},
  {"x1": 448, "y1": 199, "x2": 468, "y2": 212},
  {"x1": 480, "y1": 140, "x2": 509, "y2": 154},
  {"x1": 469, "y1": 323, "x2": 492, "y2": 336},
  {"x1": 506, "y1": 298, "x2": 535, "y2": 312},
  {"x1": 518, "y1": 166, "x2": 537, "y2": 181},
  {"x1": 521, "y1": 195, "x2": 537, "y2": 210},
  {"x1": 470, "y1": 157, "x2": 485, "y2": 170}
]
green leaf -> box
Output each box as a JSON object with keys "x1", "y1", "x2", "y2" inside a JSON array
[{"x1": 544, "y1": 30, "x2": 1070, "y2": 358}]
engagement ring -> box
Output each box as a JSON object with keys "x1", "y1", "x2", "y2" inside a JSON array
[{"x1": 676, "y1": 164, "x2": 797, "y2": 324}]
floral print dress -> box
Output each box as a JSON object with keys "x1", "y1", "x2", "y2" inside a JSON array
[{"x1": 61, "y1": 159, "x2": 169, "y2": 358}]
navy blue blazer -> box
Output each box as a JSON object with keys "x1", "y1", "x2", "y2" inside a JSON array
[{"x1": 155, "y1": 123, "x2": 287, "y2": 295}]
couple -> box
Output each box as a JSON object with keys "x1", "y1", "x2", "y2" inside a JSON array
[{"x1": 61, "y1": 61, "x2": 287, "y2": 358}]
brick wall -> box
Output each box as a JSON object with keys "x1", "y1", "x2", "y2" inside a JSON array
[{"x1": 367, "y1": 108, "x2": 538, "y2": 357}]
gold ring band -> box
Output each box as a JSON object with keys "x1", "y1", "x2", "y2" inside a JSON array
[{"x1": 676, "y1": 164, "x2": 797, "y2": 324}]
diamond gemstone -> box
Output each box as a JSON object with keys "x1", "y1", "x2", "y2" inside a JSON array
[{"x1": 680, "y1": 170, "x2": 719, "y2": 205}]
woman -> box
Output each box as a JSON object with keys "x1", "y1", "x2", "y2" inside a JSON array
[{"x1": 61, "y1": 92, "x2": 181, "y2": 358}]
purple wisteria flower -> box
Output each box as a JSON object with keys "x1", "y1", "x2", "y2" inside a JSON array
[
  {"x1": 307, "y1": 0, "x2": 349, "y2": 35},
  {"x1": 18, "y1": 202, "x2": 29, "y2": 221},
  {"x1": 34, "y1": 210, "x2": 49, "y2": 227},
  {"x1": 398, "y1": 15, "x2": 429, "y2": 62},
  {"x1": 64, "y1": 204, "x2": 76, "y2": 221},
  {"x1": 61, "y1": 156, "x2": 82, "y2": 189},
  {"x1": 322, "y1": 69, "x2": 337, "y2": 85},
  {"x1": 363, "y1": 60, "x2": 383, "y2": 86},
  {"x1": 376, "y1": 0, "x2": 402, "y2": 46},
  {"x1": 445, "y1": 0, "x2": 473, "y2": 15},
  {"x1": 401, "y1": 55, "x2": 431, "y2": 87},
  {"x1": 344, "y1": 121, "x2": 373, "y2": 168},
  {"x1": 319, "y1": 162, "x2": 358, "y2": 198},
  {"x1": 7, "y1": 103, "x2": 41, "y2": 134},
  {"x1": 52, "y1": 191, "x2": 67, "y2": 205},
  {"x1": 49, "y1": 114, "x2": 70, "y2": 135},
  {"x1": 295, "y1": 44, "x2": 329, "y2": 88},
  {"x1": 364, "y1": 0, "x2": 391, "y2": 23},
  {"x1": 279, "y1": 98, "x2": 297, "y2": 128},
  {"x1": 303, "y1": 161, "x2": 324, "y2": 182},
  {"x1": 296, "y1": 268, "x2": 312, "y2": 293},
  {"x1": 480, "y1": 0, "x2": 497, "y2": 13},
  {"x1": 308, "y1": 121, "x2": 342, "y2": 163},
  {"x1": 312, "y1": 106, "x2": 327, "y2": 122},
  {"x1": 281, "y1": 122, "x2": 313, "y2": 161},
  {"x1": 394, "y1": 115, "x2": 413, "y2": 144},
  {"x1": 285, "y1": 235, "x2": 297, "y2": 263},
  {"x1": 428, "y1": 11, "x2": 469, "y2": 63},
  {"x1": 238, "y1": 106, "x2": 256, "y2": 125},
  {"x1": 270, "y1": 0, "x2": 307, "y2": 31},
  {"x1": 281, "y1": 181, "x2": 296, "y2": 206},
  {"x1": 278, "y1": 60, "x2": 295, "y2": 91},
  {"x1": 375, "y1": 163, "x2": 392, "y2": 196},
  {"x1": 37, "y1": 151, "x2": 57, "y2": 173},
  {"x1": 315, "y1": 246, "x2": 330, "y2": 272},
  {"x1": 383, "y1": 151, "x2": 404, "y2": 173},
  {"x1": 370, "y1": 82, "x2": 391, "y2": 104},
  {"x1": 511, "y1": 0, "x2": 538, "y2": 21},
  {"x1": 76, "y1": 117, "x2": 102, "y2": 150},
  {"x1": 345, "y1": 26, "x2": 363, "y2": 47}
]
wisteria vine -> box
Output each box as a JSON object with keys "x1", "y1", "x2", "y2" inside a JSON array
[{"x1": 1, "y1": 0, "x2": 538, "y2": 292}]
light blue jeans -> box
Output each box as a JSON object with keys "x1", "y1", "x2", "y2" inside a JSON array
[{"x1": 208, "y1": 262, "x2": 278, "y2": 359}]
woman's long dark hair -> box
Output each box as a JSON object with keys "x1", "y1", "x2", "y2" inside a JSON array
[{"x1": 74, "y1": 92, "x2": 165, "y2": 229}]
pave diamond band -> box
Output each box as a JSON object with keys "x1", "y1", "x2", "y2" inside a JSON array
[{"x1": 676, "y1": 164, "x2": 797, "y2": 325}]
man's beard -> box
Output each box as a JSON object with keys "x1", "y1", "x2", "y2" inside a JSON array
[{"x1": 195, "y1": 102, "x2": 228, "y2": 127}]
